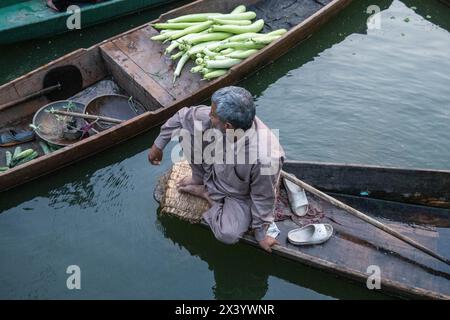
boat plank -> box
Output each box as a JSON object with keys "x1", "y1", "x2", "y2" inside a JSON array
[
  {"x1": 111, "y1": 26, "x2": 206, "y2": 101},
  {"x1": 100, "y1": 41, "x2": 172, "y2": 109}
]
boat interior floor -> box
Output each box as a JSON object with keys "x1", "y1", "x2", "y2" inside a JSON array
[
  {"x1": 248, "y1": 0, "x2": 333, "y2": 32},
  {"x1": 271, "y1": 185, "x2": 450, "y2": 296}
]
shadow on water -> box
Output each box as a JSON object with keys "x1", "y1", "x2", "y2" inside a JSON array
[{"x1": 156, "y1": 212, "x2": 389, "y2": 300}]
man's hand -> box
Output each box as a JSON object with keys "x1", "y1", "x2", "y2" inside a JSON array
[
  {"x1": 148, "y1": 144, "x2": 163, "y2": 165},
  {"x1": 258, "y1": 236, "x2": 279, "y2": 253}
]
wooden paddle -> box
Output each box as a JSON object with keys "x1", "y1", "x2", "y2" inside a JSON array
[
  {"x1": 281, "y1": 170, "x2": 450, "y2": 266},
  {"x1": 50, "y1": 110, "x2": 123, "y2": 124}
]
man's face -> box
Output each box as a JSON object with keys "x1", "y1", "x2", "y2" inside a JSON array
[{"x1": 209, "y1": 103, "x2": 226, "y2": 132}]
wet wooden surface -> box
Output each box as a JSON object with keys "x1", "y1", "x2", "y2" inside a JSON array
[{"x1": 275, "y1": 191, "x2": 450, "y2": 298}]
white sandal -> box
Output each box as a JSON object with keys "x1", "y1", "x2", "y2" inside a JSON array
[
  {"x1": 287, "y1": 223, "x2": 333, "y2": 245},
  {"x1": 283, "y1": 177, "x2": 309, "y2": 216}
]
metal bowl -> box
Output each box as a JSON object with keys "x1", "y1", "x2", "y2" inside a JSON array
[
  {"x1": 32, "y1": 100, "x2": 86, "y2": 146},
  {"x1": 83, "y1": 94, "x2": 146, "y2": 132}
]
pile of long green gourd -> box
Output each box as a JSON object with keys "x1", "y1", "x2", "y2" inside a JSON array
[{"x1": 150, "y1": 5, "x2": 286, "y2": 82}]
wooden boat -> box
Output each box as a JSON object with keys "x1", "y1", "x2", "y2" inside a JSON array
[
  {"x1": 154, "y1": 161, "x2": 450, "y2": 300},
  {"x1": 0, "y1": 0, "x2": 184, "y2": 44},
  {"x1": 0, "y1": 0, "x2": 353, "y2": 192}
]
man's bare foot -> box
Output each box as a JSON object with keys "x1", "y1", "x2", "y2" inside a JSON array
[
  {"x1": 178, "y1": 184, "x2": 213, "y2": 206},
  {"x1": 46, "y1": 0, "x2": 59, "y2": 11},
  {"x1": 176, "y1": 175, "x2": 202, "y2": 188}
]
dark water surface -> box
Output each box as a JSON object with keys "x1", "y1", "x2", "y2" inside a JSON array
[{"x1": 0, "y1": 0, "x2": 449, "y2": 299}]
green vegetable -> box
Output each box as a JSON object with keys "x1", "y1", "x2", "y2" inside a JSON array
[
  {"x1": 152, "y1": 22, "x2": 202, "y2": 29},
  {"x1": 150, "y1": 30, "x2": 180, "y2": 41},
  {"x1": 204, "y1": 58, "x2": 242, "y2": 69},
  {"x1": 214, "y1": 41, "x2": 264, "y2": 51},
  {"x1": 11, "y1": 151, "x2": 39, "y2": 167},
  {"x1": 10, "y1": 149, "x2": 36, "y2": 167},
  {"x1": 209, "y1": 12, "x2": 257, "y2": 21},
  {"x1": 0, "y1": 167, "x2": 9, "y2": 172},
  {"x1": 48, "y1": 143, "x2": 61, "y2": 152},
  {"x1": 186, "y1": 41, "x2": 221, "y2": 56},
  {"x1": 211, "y1": 19, "x2": 264, "y2": 34},
  {"x1": 169, "y1": 21, "x2": 214, "y2": 40},
  {"x1": 267, "y1": 29, "x2": 287, "y2": 36},
  {"x1": 226, "y1": 49, "x2": 258, "y2": 59},
  {"x1": 219, "y1": 48, "x2": 234, "y2": 55},
  {"x1": 231, "y1": 5, "x2": 246, "y2": 14},
  {"x1": 212, "y1": 18, "x2": 252, "y2": 26},
  {"x1": 225, "y1": 29, "x2": 286, "y2": 42},
  {"x1": 203, "y1": 47, "x2": 220, "y2": 57},
  {"x1": 173, "y1": 53, "x2": 190, "y2": 83},
  {"x1": 171, "y1": 51, "x2": 184, "y2": 60},
  {"x1": 200, "y1": 68, "x2": 212, "y2": 75},
  {"x1": 14, "y1": 149, "x2": 34, "y2": 161},
  {"x1": 164, "y1": 32, "x2": 207, "y2": 54},
  {"x1": 250, "y1": 35, "x2": 281, "y2": 44},
  {"x1": 203, "y1": 69, "x2": 228, "y2": 80},
  {"x1": 187, "y1": 32, "x2": 232, "y2": 45},
  {"x1": 13, "y1": 146, "x2": 22, "y2": 159},
  {"x1": 226, "y1": 32, "x2": 264, "y2": 42},
  {"x1": 191, "y1": 65, "x2": 204, "y2": 73},
  {"x1": 167, "y1": 13, "x2": 221, "y2": 23},
  {"x1": 5, "y1": 151, "x2": 12, "y2": 167},
  {"x1": 39, "y1": 141, "x2": 51, "y2": 155}
]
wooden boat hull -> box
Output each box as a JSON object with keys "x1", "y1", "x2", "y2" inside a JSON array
[
  {"x1": 0, "y1": 0, "x2": 181, "y2": 44},
  {"x1": 0, "y1": 0, "x2": 353, "y2": 192},
  {"x1": 155, "y1": 161, "x2": 450, "y2": 300}
]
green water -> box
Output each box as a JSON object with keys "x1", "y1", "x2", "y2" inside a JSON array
[{"x1": 0, "y1": 0, "x2": 449, "y2": 299}]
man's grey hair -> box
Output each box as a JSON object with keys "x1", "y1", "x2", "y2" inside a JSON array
[{"x1": 211, "y1": 86, "x2": 255, "y2": 130}]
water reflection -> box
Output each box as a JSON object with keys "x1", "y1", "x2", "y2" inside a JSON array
[
  {"x1": 241, "y1": 0, "x2": 394, "y2": 99},
  {"x1": 156, "y1": 211, "x2": 387, "y2": 299}
]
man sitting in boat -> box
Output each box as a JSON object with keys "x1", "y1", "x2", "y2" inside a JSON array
[{"x1": 148, "y1": 86, "x2": 284, "y2": 252}]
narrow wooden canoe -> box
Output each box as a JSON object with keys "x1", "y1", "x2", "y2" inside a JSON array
[
  {"x1": 0, "y1": 0, "x2": 183, "y2": 44},
  {"x1": 155, "y1": 161, "x2": 450, "y2": 300},
  {"x1": 0, "y1": 0, "x2": 353, "y2": 192}
]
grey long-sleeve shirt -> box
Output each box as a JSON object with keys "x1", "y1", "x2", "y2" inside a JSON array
[{"x1": 154, "y1": 106, "x2": 285, "y2": 241}]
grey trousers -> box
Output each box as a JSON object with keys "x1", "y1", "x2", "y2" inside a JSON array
[{"x1": 202, "y1": 196, "x2": 252, "y2": 245}]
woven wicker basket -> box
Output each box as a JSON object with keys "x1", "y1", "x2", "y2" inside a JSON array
[{"x1": 160, "y1": 161, "x2": 210, "y2": 223}]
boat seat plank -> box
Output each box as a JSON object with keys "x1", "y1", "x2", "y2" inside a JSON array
[
  {"x1": 100, "y1": 40, "x2": 176, "y2": 110},
  {"x1": 110, "y1": 26, "x2": 207, "y2": 103}
]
